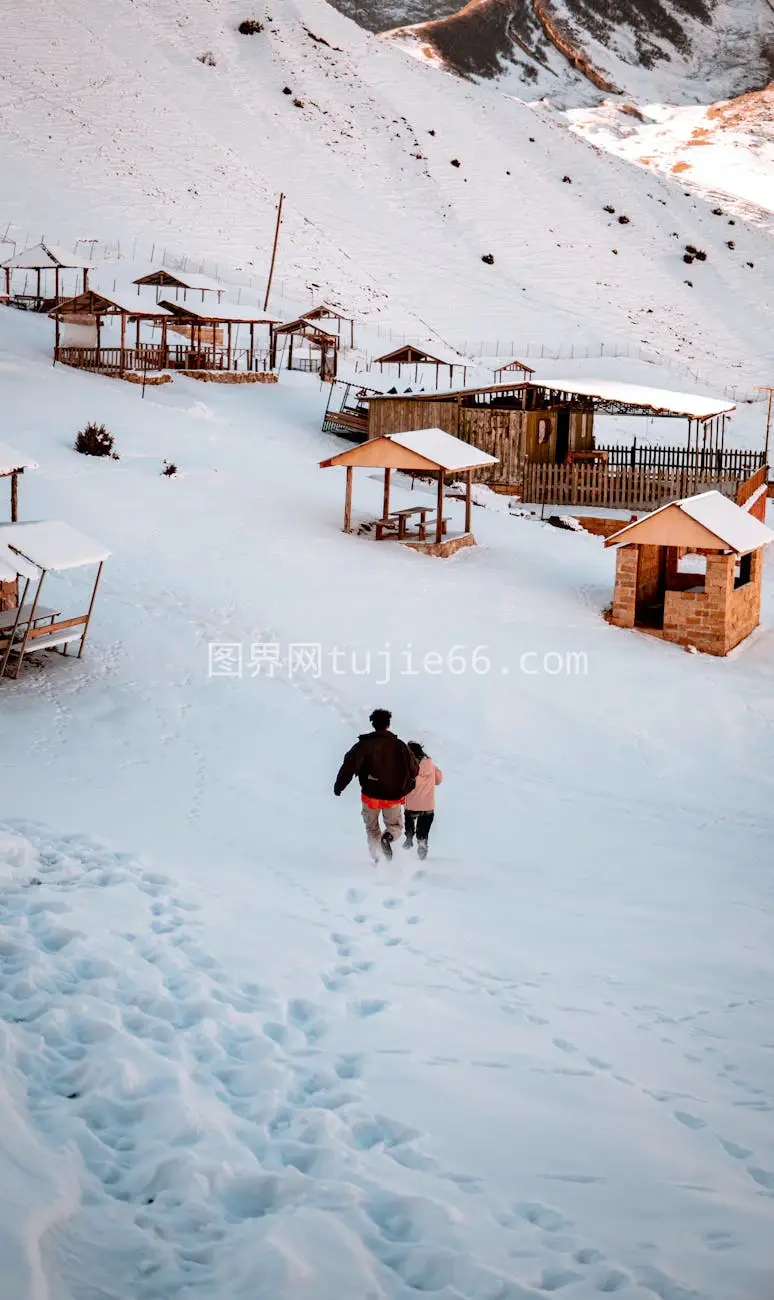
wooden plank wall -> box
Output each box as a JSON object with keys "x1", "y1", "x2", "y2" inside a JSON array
[
  {"x1": 459, "y1": 410, "x2": 525, "y2": 482},
  {"x1": 367, "y1": 399, "x2": 459, "y2": 440}
]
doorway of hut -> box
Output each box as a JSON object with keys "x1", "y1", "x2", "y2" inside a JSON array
[
  {"x1": 634, "y1": 547, "x2": 667, "y2": 630},
  {"x1": 555, "y1": 408, "x2": 570, "y2": 463}
]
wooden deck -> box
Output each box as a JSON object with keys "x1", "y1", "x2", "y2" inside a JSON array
[{"x1": 54, "y1": 344, "x2": 271, "y2": 374}]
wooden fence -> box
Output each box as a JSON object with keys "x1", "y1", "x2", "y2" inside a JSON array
[
  {"x1": 519, "y1": 462, "x2": 748, "y2": 511},
  {"x1": 597, "y1": 443, "x2": 765, "y2": 478},
  {"x1": 55, "y1": 345, "x2": 270, "y2": 373}
]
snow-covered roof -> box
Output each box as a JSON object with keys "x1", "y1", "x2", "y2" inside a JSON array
[
  {"x1": 374, "y1": 343, "x2": 469, "y2": 368},
  {"x1": 0, "y1": 441, "x2": 38, "y2": 476},
  {"x1": 606, "y1": 491, "x2": 774, "y2": 555},
  {"x1": 52, "y1": 290, "x2": 172, "y2": 318},
  {"x1": 388, "y1": 428, "x2": 498, "y2": 470},
  {"x1": 335, "y1": 364, "x2": 402, "y2": 394},
  {"x1": 133, "y1": 268, "x2": 223, "y2": 292},
  {"x1": 158, "y1": 299, "x2": 278, "y2": 323},
  {"x1": 537, "y1": 378, "x2": 735, "y2": 419},
  {"x1": 1, "y1": 241, "x2": 91, "y2": 270},
  {"x1": 0, "y1": 521, "x2": 110, "y2": 571}
]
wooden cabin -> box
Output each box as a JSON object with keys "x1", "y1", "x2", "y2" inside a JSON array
[
  {"x1": 367, "y1": 382, "x2": 595, "y2": 485},
  {"x1": 2, "y1": 242, "x2": 90, "y2": 311},
  {"x1": 605, "y1": 491, "x2": 773, "y2": 655}
]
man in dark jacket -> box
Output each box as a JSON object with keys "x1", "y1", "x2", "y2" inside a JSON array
[{"x1": 334, "y1": 708, "x2": 419, "y2": 861}]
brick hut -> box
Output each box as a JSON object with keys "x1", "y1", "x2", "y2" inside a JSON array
[{"x1": 605, "y1": 490, "x2": 773, "y2": 656}]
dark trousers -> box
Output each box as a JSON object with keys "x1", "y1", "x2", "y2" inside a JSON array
[{"x1": 405, "y1": 810, "x2": 434, "y2": 843}]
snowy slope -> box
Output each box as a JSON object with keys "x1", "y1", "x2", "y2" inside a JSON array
[
  {"x1": 1, "y1": 308, "x2": 774, "y2": 1300},
  {"x1": 1, "y1": 0, "x2": 774, "y2": 388},
  {"x1": 380, "y1": 0, "x2": 774, "y2": 108},
  {"x1": 568, "y1": 86, "x2": 774, "y2": 224}
]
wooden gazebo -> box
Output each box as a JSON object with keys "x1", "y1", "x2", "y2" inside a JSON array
[
  {"x1": 50, "y1": 290, "x2": 171, "y2": 373},
  {"x1": 320, "y1": 427, "x2": 497, "y2": 556},
  {"x1": 2, "y1": 242, "x2": 90, "y2": 310},
  {"x1": 158, "y1": 300, "x2": 278, "y2": 371},
  {"x1": 494, "y1": 359, "x2": 535, "y2": 382},
  {"x1": 304, "y1": 304, "x2": 355, "y2": 349},
  {"x1": 271, "y1": 317, "x2": 339, "y2": 380},
  {"x1": 0, "y1": 521, "x2": 110, "y2": 680},
  {"x1": 133, "y1": 268, "x2": 225, "y2": 303},
  {"x1": 373, "y1": 344, "x2": 467, "y2": 387}
]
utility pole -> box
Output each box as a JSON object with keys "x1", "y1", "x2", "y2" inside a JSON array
[
  {"x1": 263, "y1": 192, "x2": 284, "y2": 313},
  {"x1": 755, "y1": 387, "x2": 773, "y2": 467}
]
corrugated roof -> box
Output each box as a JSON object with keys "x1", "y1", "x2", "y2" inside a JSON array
[
  {"x1": 388, "y1": 428, "x2": 498, "y2": 471},
  {"x1": 606, "y1": 491, "x2": 774, "y2": 555},
  {"x1": 537, "y1": 378, "x2": 735, "y2": 419}
]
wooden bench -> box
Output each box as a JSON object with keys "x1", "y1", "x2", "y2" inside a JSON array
[
  {"x1": 0, "y1": 603, "x2": 59, "y2": 631},
  {"x1": 0, "y1": 616, "x2": 88, "y2": 662}
]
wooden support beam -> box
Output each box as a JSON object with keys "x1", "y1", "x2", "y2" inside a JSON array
[
  {"x1": 465, "y1": 469, "x2": 472, "y2": 535},
  {"x1": 249, "y1": 322, "x2": 255, "y2": 371},
  {"x1": 119, "y1": 311, "x2": 127, "y2": 373},
  {"x1": 10, "y1": 472, "x2": 18, "y2": 523},
  {"x1": 226, "y1": 321, "x2": 233, "y2": 371},
  {"x1": 78, "y1": 561, "x2": 104, "y2": 658},
  {"x1": 344, "y1": 465, "x2": 353, "y2": 532},
  {"x1": 436, "y1": 471, "x2": 444, "y2": 544},
  {"x1": 383, "y1": 467, "x2": 392, "y2": 519}
]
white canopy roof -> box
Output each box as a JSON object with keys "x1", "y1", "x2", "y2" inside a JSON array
[
  {"x1": 0, "y1": 441, "x2": 38, "y2": 476},
  {"x1": 1, "y1": 241, "x2": 91, "y2": 270},
  {"x1": 388, "y1": 428, "x2": 498, "y2": 471},
  {"x1": 608, "y1": 491, "x2": 774, "y2": 555},
  {"x1": 537, "y1": 378, "x2": 735, "y2": 419},
  {"x1": 0, "y1": 521, "x2": 110, "y2": 571}
]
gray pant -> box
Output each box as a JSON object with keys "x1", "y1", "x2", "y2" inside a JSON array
[{"x1": 361, "y1": 803, "x2": 403, "y2": 855}]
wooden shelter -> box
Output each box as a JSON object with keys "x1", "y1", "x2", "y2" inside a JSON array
[
  {"x1": 605, "y1": 491, "x2": 774, "y2": 656},
  {"x1": 367, "y1": 381, "x2": 595, "y2": 484},
  {"x1": 0, "y1": 521, "x2": 109, "y2": 679},
  {"x1": 158, "y1": 300, "x2": 278, "y2": 371},
  {"x1": 0, "y1": 441, "x2": 38, "y2": 524},
  {"x1": 50, "y1": 290, "x2": 171, "y2": 373},
  {"x1": 2, "y1": 242, "x2": 90, "y2": 310},
  {"x1": 133, "y1": 269, "x2": 225, "y2": 303},
  {"x1": 373, "y1": 345, "x2": 467, "y2": 387},
  {"x1": 271, "y1": 317, "x2": 339, "y2": 381},
  {"x1": 494, "y1": 359, "x2": 535, "y2": 382},
  {"x1": 320, "y1": 427, "x2": 498, "y2": 555},
  {"x1": 304, "y1": 304, "x2": 355, "y2": 349}
]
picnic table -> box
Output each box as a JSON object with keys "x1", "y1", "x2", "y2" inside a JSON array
[
  {"x1": 374, "y1": 506, "x2": 448, "y2": 542},
  {"x1": 0, "y1": 603, "x2": 59, "y2": 633}
]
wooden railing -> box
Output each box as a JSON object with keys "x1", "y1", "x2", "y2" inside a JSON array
[
  {"x1": 736, "y1": 464, "x2": 767, "y2": 508},
  {"x1": 55, "y1": 345, "x2": 271, "y2": 373},
  {"x1": 597, "y1": 444, "x2": 765, "y2": 477},
  {"x1": 519, "y1": 461, "x2": 748, "y2": 511}
]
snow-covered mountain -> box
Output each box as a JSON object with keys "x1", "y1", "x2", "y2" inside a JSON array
[
  {"x1": 1, "y1": 0, "x2": 773, "y2": 389},
  {"x1": 378, "y1": 0, "x2": 774, "y2": 107}
]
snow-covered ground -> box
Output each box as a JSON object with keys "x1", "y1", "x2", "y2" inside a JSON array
[{"x1": 1, "y1": 305, "x2": 774, "y2": 1299}]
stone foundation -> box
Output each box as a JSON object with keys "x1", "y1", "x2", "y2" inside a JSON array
[
  {"x1": 180, "y1": 371, "x2": 278, "y2": 384},
  {"x1": 401, "y1": 533, "x2": 476, "y2": 559},
  {"x1": 577, "y1": 515, "x2": 635, "y2": 539},
  {"x1": 122, "y1": 372, "x2": 173, "y2": 386}
]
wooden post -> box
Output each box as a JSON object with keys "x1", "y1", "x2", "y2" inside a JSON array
[
  {"x1": 119, "y1": 311, "x2": 127, "y2": 373},
  {"x1": 54, "y1": 314, "x2": 60, "y2": 361},
  {"x1": 344, "y1": 465, "x2": 353, "y2": 532},
  {"x1": 161, "y1": 316, "x2": 168, "y2": 367},
  {"x1": 54, "y1": 266, "x2": 60, "y2": 303},
  {"x1": 11, "y1": 568, "x2": 45, "y2": 679},
  {"x1": 10, "y1": 472, "x2": 18, "y2": 523},
  {"x1": 249, "y1": 322, "x2": 255, "y2": 371},
  {"x1": 755, "y1": 387, "x2": 773, "y2": 465},
  {"x1": 36, "y1": 268, "x2": 41, "y2": 305},
  {"x1": 78, "y1": 561, "x2": 104, "y2": 658},
  {"x1": 436, "y1": 470, "x2": 444, "y2": 544},
  {"x1": 0, "y1": 574, "x2": 30, "y2": 680},
  {"x1": 465, "y1": 468, "x2": 472, "y2": 535},
  {"x1": 96, "y1": 315, "x2": 102, "y2": 370},
  {"x1": 226, "y1": 321, "x2": 232, "y2": 371},
  {"x1": 4, "y1": 267, "x2": 10, "y2": 298},
  {"x1": 83, "y1": 267, "x2": 89, "y2": 293},
  {"x1": 263, "y1": 191, "x2": 284, "y2": 312},
  {"x1": 383, "y1": 468, "x2": 392, "y2": 520}
]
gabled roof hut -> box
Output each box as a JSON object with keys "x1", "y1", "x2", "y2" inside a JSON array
[
  {"x1": 0, "y1": 441, "x2": 39, "y2": 522},
  {"x1": 271, "y1": 317, "x2": 339, "y2": 381},
  {"x1": 50, "y1": 291, "x2": 171, "y2": 373},
  {"x1": 604, "y1": 490, "x2": 774, "y2": 655},
  {"x1": 133, "y1": 269, "x2": 225, "y2": 302},
  {"x1": 372, "y1": 344, "x2": 467, "y2": 387},
  {"x1": 303, "y1": 304, "x2": 355, "y2": 348}
]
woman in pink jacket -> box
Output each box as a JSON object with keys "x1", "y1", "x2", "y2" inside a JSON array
[{"x1": 403, "y1": 742, "x2": 443, "y2": 859}]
